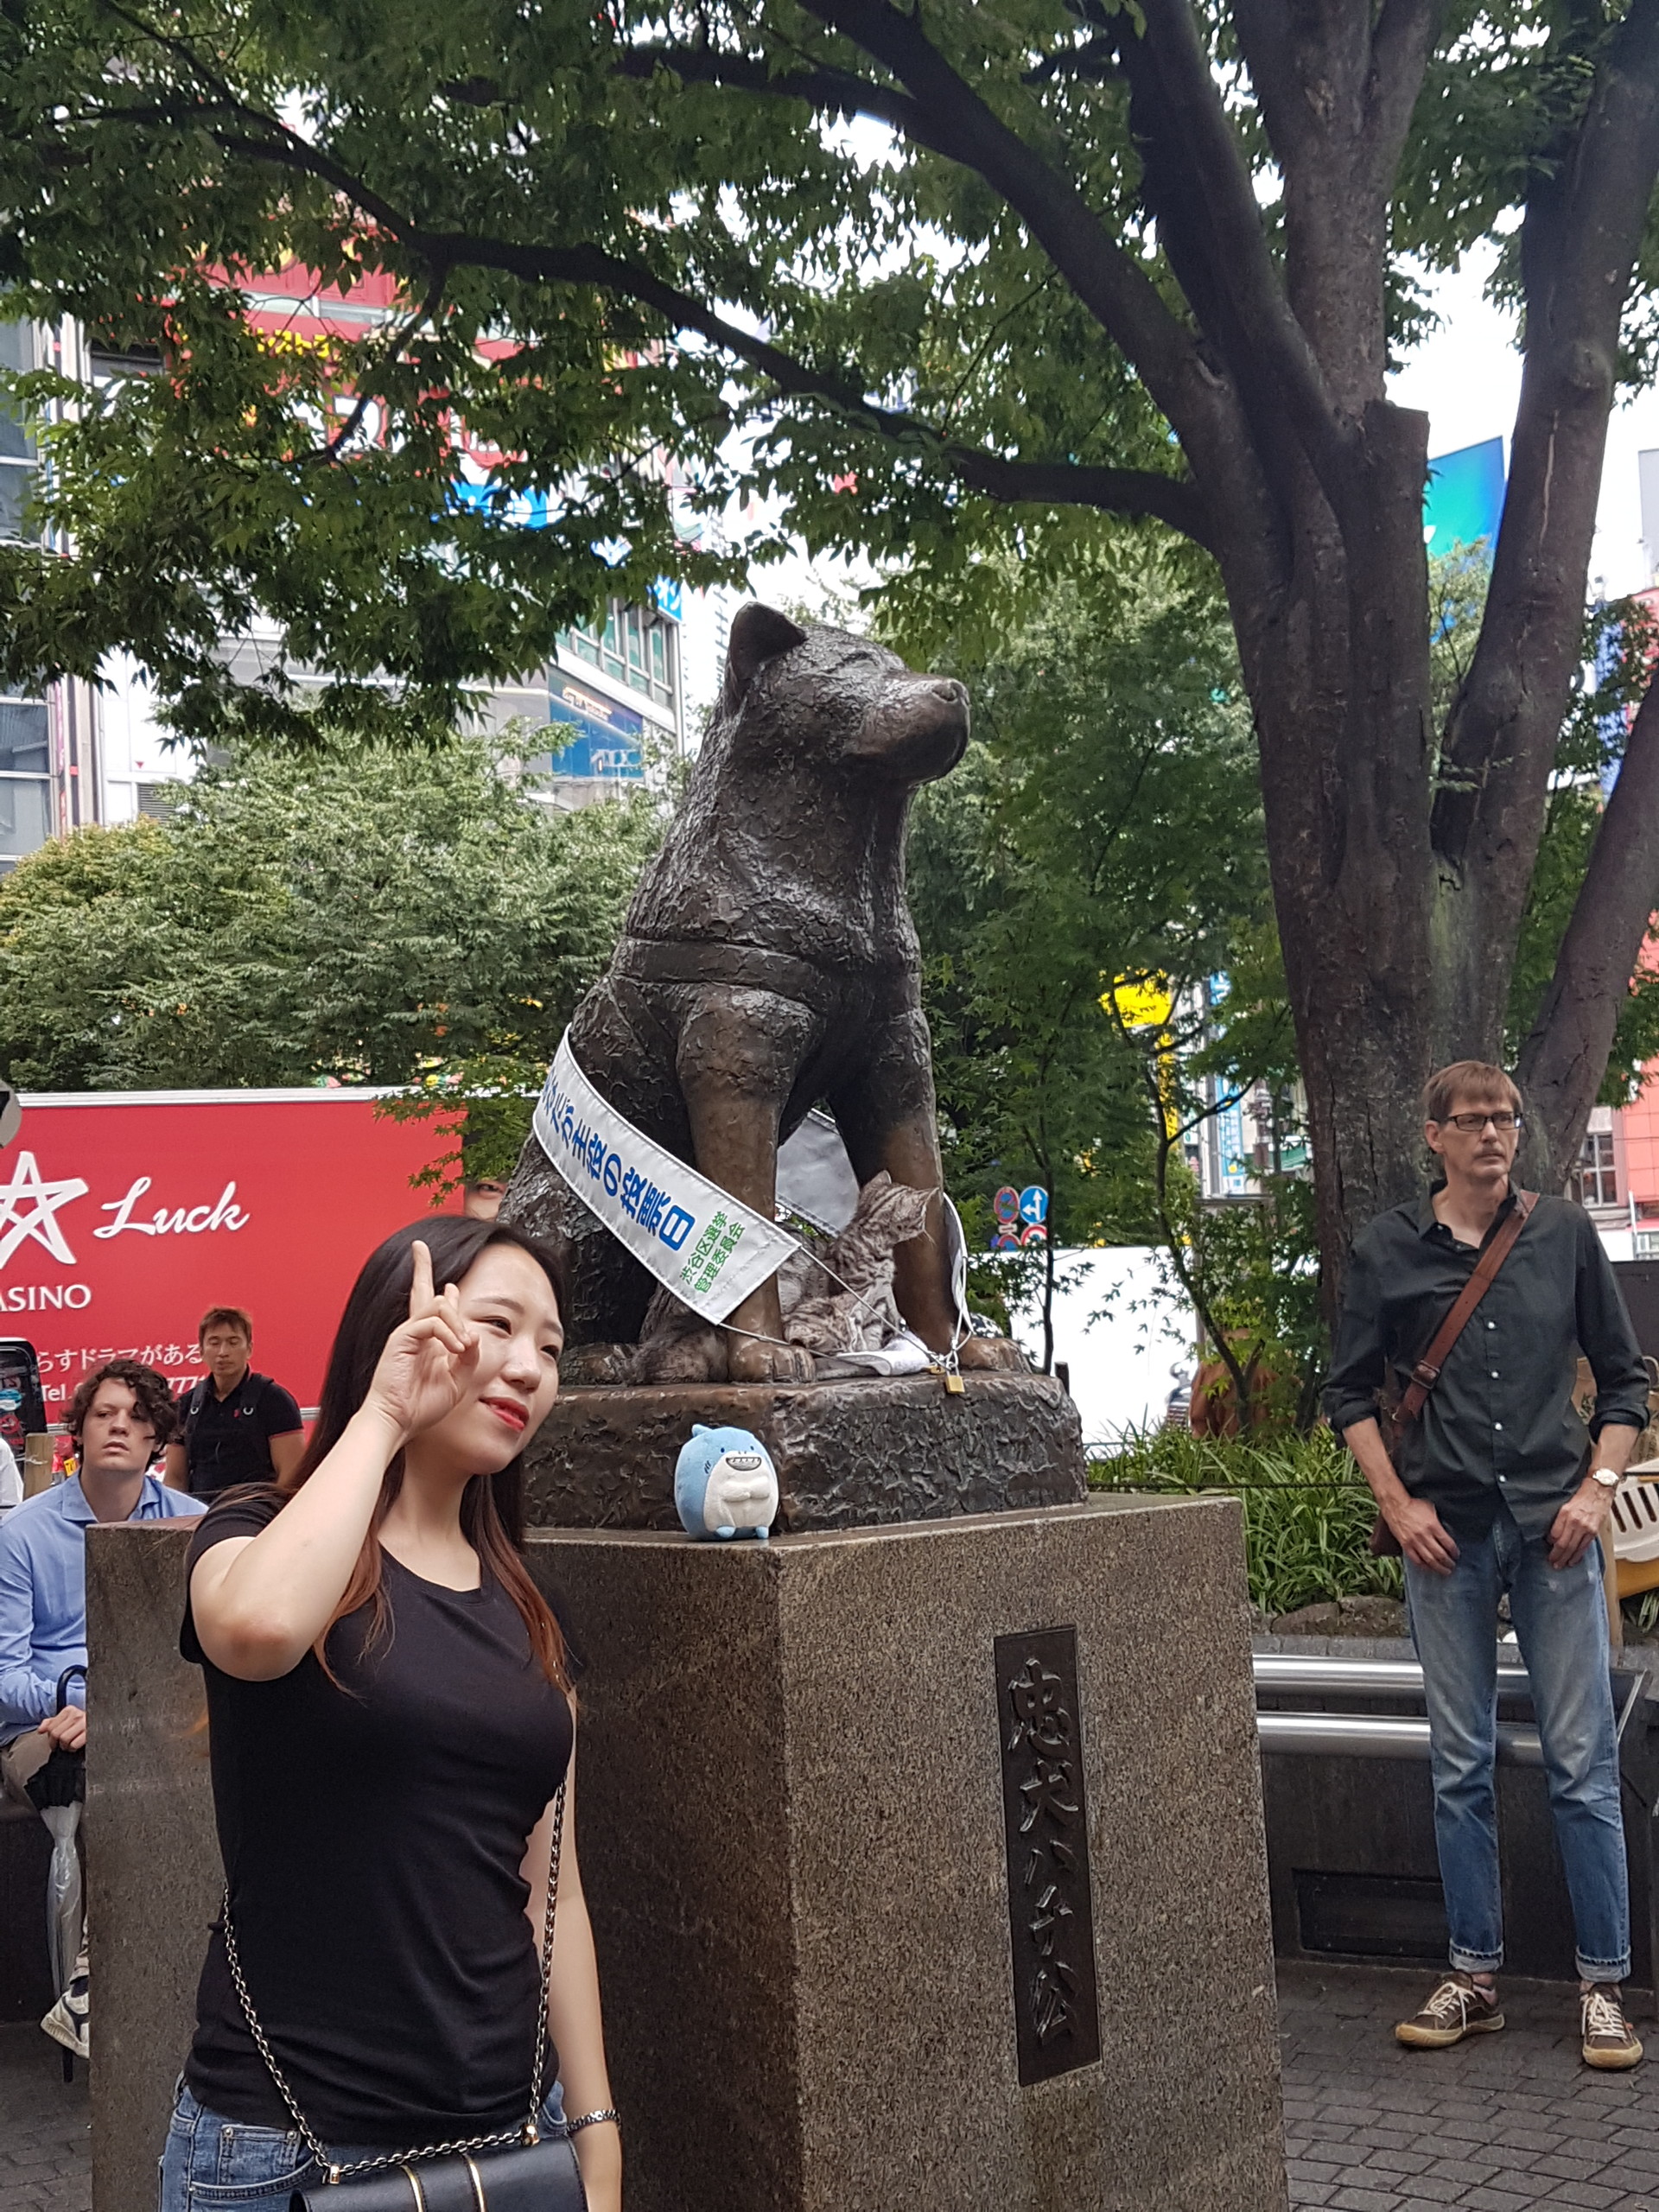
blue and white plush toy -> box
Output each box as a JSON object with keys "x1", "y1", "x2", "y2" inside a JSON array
[{"x1": 674, "y1": 1424, "x2": 779, "y2": 1541}]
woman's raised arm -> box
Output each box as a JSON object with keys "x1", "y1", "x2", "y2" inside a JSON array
[{"x1": 190, "y1": 1241, "x2": 479, "y2": 1680}]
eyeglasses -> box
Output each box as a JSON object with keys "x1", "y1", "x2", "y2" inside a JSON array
[{"x1": 1443, "y1": 1111, "x2": 1522, "y2": 1134}]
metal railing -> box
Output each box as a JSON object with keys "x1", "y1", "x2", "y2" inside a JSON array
[{"x1": 1253, "y1": 1650, "x2": 1649, "y2": 1770}]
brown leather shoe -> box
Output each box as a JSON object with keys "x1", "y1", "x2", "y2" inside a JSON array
[
  {"x1": 1395, "y1": 1971, "x2": 1505, "y2": 2049},
  {"x1": 1581, "y1": 1983, "x2": 1643, "y2": 2070}
]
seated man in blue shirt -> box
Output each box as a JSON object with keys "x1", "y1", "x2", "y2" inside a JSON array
[{"x1": 0, "y1": 1358, "x2": 203, "y2": 2056}]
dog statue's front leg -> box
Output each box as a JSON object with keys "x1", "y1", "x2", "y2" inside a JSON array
[
  {"x1": 872, "y1": 1112, "x2": 1024, "y2": 1372},
  {"x1": 677, "y1": 995, "x2": 815, "y2": 1384},
  {"x1": 836, "y1": 1011, "x2": 1027, "y2": 1373}
]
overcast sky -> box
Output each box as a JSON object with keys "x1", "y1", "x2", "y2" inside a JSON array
[
  {"x1": 1390, "y1": 242, "x2": 1658, "y2": 602},
  {"x1": 741, "y1": 243, "x2": 1659, "y2": 627}
]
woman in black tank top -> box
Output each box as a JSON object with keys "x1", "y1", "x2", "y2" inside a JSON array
[{"x1": 160, "y1": 1217, "x2": 621, "y2": 2212}]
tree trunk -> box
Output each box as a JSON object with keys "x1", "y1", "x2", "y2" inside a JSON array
[
  {"x1": 1041, "y1": 1217, "x2": 1056, "y2": 1376},
  {"x1": 1220, "y1": 416, "x2": 1438, "y2": 1304},
  {"x1": 1516, "y1": 668, "x2": 1659, "y2": 1190}
]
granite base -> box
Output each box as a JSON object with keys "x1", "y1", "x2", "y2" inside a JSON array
[
  {"x1": 84, "y1": 1497, "x2": 1285, "y2": 2212},
  {"x1": 524, "y1": 1369, "x2": 1086, "y2": 1529},
  {"x1": 84, "y1": 1522, "x2": 222, "y2": 2212},
  {"x1": 529, "y1": 1497, "x2": 1286, "y2": 2212}
]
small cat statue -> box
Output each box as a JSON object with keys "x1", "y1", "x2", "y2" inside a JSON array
[{"x1": 674, "y1": 1423, "x2": 779, "y2": 1542}]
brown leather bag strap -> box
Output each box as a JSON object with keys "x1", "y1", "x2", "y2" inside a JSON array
[{"x1": 1396, "y1": 1189, "x2": 1537, "y2": 1426}]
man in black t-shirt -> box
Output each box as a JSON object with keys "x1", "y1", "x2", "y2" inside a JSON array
[{"x1": 162, "y1": 1306, "x2": 304, "y2": 1500}]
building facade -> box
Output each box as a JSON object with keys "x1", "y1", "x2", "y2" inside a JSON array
[{"x1": 2, "y1": 286, "x2": 731, "y2": 861}]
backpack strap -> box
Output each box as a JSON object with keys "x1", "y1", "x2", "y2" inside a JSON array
[{"x1": 1397, "y1": 1189, "x2": 1537, "y2": 1427}]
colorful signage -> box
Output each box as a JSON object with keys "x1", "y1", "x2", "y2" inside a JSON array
[
  {"x1": 1105, "y1": 976, "x2": 1173, "y2": 1030},
  {"x1": 1, "y1": 1092, "x2": 457, "y2": 1416},
  {"x1": 546, "y1": 671, "x2": 645, "y2": 781},
  {"x1": 1424, "y1": 438, "x2": 1506, "y2": 558},
  {"x1": 992, "y1": 1185, "x2": 1022, "y2": 1251}
]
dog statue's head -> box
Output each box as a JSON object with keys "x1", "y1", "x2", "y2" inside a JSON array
[{"x1": 716, "y1": 603, "x2": 969, "y2": 786}]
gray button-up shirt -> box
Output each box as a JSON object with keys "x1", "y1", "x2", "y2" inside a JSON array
[{"x1": 1323, "y1": 1185, "x2": 1649, "y2": 1540}]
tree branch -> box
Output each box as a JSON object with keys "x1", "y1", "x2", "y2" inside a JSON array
[
  {"x1": 614, "y1": 41, "x2": 938, "y2": 149},
  {"x1": 793, "y1": 0, "x2": 1236, "y2": 459},
  {"x1": 1228, "y1": 0, "x2": 1442, "y2": 424},
  {"x1": 1121, "y1": 0, "x2": 1359, "y2": 511},
  {"x1": 1230, "y1": 0, "x2": 1445, "y2": 198},
  {"x1": 207, "y1": 128, "x2": 1211, "y2": 542},
  {"x1": 95, "y1": 0, "x2": 1272, "y2": 580},
  {"x1": 297, "y1": 265, "x2": 449, "y2": 466},
  {"x1": 1433, "y1": 0, "x2": 1659, "y2": 888},
  {"x1": 1516, "y1": 665, "x2": 1659, "y2": 1189},
  {"x1": 1226, "y1": 0, "x2": 1306, "y2": 168},
  {"x1": 1363, "y1": 0, "x2": 1447, "y2": 193}
]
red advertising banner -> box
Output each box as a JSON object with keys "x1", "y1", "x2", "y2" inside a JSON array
[{"x1": 1, "y1": 1091, "x2": 460, "y2": 1418}]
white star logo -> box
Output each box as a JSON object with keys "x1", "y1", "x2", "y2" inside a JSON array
[{"x1": 0, "y1": 1152, "x2": 90, "y2": 1270}]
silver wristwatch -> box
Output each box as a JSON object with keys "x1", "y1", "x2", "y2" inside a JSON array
[{"x1": 1589, "y1": 1465, "x2": 1623, "y2": 1491}]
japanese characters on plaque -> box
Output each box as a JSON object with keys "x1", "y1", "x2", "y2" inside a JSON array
[{"x1": 995, "y1": 1626, "x2": 1102, "y2": 2084}]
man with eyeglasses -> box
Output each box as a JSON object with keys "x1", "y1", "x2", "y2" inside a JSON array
[{"x1": 1325, "y1": 1059, "x2": 1648, "y2": 2069}]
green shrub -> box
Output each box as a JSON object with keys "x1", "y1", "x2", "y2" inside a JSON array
[{"x1": 1090, "y1": 1425, "x2": 1403, "y2": 1620}]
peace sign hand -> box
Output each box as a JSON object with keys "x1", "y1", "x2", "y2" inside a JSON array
[{"x1": 363, "y1": 1240, "x2": 480, "y2": 1444}]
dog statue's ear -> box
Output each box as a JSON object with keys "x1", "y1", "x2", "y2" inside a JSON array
[{"x1": 721, "y1": 603, "x2": 807, "y2": 714}]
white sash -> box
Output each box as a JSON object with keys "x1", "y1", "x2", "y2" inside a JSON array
[{"x1": 531, "y1": 1033, "x2": 798, "y2": 1325}]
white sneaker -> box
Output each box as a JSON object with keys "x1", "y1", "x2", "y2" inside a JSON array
[{"x1": 41, "y1": 1946, "x2": 88, "y2": 2061}]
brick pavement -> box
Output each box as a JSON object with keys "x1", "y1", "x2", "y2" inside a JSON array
[
  {"x1": 0, "y1": 1966, "x2": 1654, "y2": 2209},
  {"x1": 0, "y1": 2024, "x2": 88, "y2": 2212},
  {"x1": 1280, "y1": 1961, "x2": 1659, "y2": 2212}
]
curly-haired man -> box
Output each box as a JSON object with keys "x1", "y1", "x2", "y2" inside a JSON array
[{"x1": 0, "y1": 1358, "x2": 203, "y2": 2056}]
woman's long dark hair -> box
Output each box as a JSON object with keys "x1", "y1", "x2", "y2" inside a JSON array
[{"x1": 287, "y1": 1216, "x2": 571, "y2": 1688}]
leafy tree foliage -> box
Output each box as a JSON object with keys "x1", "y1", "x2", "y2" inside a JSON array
[
  {"x1": 4, "y1": 0, "x2": 1658, "y2": 1294},
  {"x1": 0, "y1": 735, "x2": 660, "y2": 1103},
  {"x1": 1506, "y1": 595, "x2": 1659, "y2": 1101},
  {"x1": 906, "y1": 566, "x2": 1271, "y2": 1363}
]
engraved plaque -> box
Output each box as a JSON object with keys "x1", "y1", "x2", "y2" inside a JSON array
[{"x1": 995, "y1": 1625, "x2": 1102, "y2": 2084}]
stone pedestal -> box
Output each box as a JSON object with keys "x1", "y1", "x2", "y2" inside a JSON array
[
  {"x1": 529, "y1": 1497, "x2": 1286, "y2": 2212},
  {"x1": 85, "y1": 1498, "x2": 1286, "y2": 2212},
  {"x1": 524, "y1": 1370, "x2": 1086, "y2": 1529},
  {"x1": 83, "y1": 1522, "x2": 222, "y2": 2212}
]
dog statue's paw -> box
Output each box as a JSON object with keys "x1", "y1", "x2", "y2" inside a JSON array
[
  {"x1": 634, "y1": 1326, "x2": 729, "y2": 1384},
  {"x1": 728, "y1": 1338, "x2": 817, "y2": 1383},
  {"x1": 560, "y1": 1343, "x2": 638, "y2": 1385},
  {"x1": 956, "y1": 1335, "x2": 1030, "y2": 1375}
]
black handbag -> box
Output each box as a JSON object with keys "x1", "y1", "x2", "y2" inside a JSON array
[{"x1": 219, "y1": 1778, "x2": 587, "y2": 2210}]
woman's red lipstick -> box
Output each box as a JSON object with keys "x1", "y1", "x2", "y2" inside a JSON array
[{"x1": 481, "y1": 1396, "x2": 528, "y2": 1433}]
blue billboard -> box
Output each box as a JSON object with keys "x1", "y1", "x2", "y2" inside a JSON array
[
  {"x1": 1424, "y1": 438, "x2": 1506, "y2": 559},
  {"x1": 450, "y1": 477, "x2": 552, "y2": 531},
  {"x1": 546, "y1": 671, "x2": 645, "y2": 780}
]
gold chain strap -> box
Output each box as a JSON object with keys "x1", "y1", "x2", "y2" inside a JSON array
[{"x1": 219, "y1": 1777, "x2": 566, "y2": 2184}]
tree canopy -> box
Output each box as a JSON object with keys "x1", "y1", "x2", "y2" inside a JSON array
[
  {"x1": 906, "y1": 562, "x2": 1275, "y2": 1362},
  {"x1": 3, "y1": 0, "x2": 1659, "y2": 1281},
  {"x1": 0, "y1": 733, "x2": 661, "y2": 1102}
]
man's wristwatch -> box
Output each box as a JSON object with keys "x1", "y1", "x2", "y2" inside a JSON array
[{"x1": 1589, "y1": 1465, "x2": 1623, "y2": 1491}]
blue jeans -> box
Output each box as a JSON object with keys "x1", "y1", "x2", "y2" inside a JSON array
[
  {"x1": 1404, "y1": 1498, "x2": 1630, "y2": 1982},
  {"x1": 157, "y1": 2081, "x2": 567, "y2": 2210}
]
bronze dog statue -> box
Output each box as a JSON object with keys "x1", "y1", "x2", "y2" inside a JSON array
[{"x1": 505, "y1": 602, "x2": 1020, "y2": 1382}]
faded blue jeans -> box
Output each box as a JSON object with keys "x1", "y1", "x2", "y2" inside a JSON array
[
  {"x1": 1404, "y1": 1497, "x2": 1630, "y2": 1983},
  {"x1": 156, "y1": 2081, "x2": 566, "y2": 2210}
]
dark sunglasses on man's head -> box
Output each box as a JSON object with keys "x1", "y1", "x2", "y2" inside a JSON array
[{"x1": 1444, "y1": 1110, "x2": 1522, "y2": 1133}]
